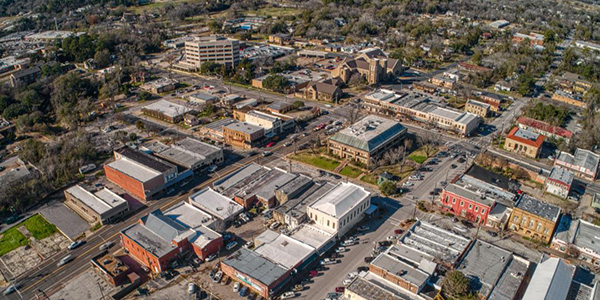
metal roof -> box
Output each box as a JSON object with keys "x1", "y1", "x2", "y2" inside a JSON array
[
  {"x1": 223, "y1": 121, "x2": 264, "y2": 135},
  {"x1": 515, "y1": 195, "x2": 561, "y2": 222},
  {"x1": 310, "y1": 182, "x2": 370, "y2": 217},
  {"x1": 329, "y1": 115, "x2": 406, "y2": 152},
  {"x1": 371, "y1": 253, "x2": 430, "y2": 287},
  {"x1": 557, "y1": 148, "x2": 600, "y2": 174},
  {"x1": 65, "y1": 185, "x2": 127, "y2": 215},
  {"x1": 457, "y1": 240, "x2": 514, "y2": 297},
  {"x1": 222, "y1": 248, "x2": 288, "y2": 286},
  {"x1": 107, "y1": 158, "x2": 162, "y2": 183},
  {"x1": 548, "y1": 167, "x2": 574, "y2": 185},
  {"x1": 444, "y1": 183, "x2": 496, "y2": 207},
  {"x1": 254, "y1": 232, "x2": 315, "y2": 269},
  {"x1": 188, "y1": 187, "x2": 244, "y2": 221},
  {"x1": 117, "y1": 147, "x2": 175, "y2": 173},
  {"x1": 142, "y1": 100, "x2": 190, "y2": 118},
  {"x1": 143, "y1": 210, "x2": 187, "y2": 242},
  {"x1": 522, "y1": 256, "x2": 573, "y2": 300},
  {"x1": 121, "y1": 223, "x2": 176, "y2": 258}
]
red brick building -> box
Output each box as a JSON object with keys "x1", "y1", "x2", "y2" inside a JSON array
[
  {"x1": 120, "y1": 202, "x2": 222, "y2": 274},
  {"x1": 440, "y1": 183, "x2": 495, "y2": 224},
  {"x1": 105, "y1": 147, "x2": 178, "y2": 202}
]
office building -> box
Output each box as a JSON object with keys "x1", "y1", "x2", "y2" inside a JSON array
[
  {"x1": 180, "y1": 35, "x2": 240, "y2": 70},
  {"x1": 504, "y1": 127, "x2": 545, "y2": 158},
  {"x1": 507, "y1": 195, "x2": 561, "y2": 243}
]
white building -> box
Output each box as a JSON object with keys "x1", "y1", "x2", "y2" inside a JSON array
[
  {"x1": 188, "y1": 187, "x2": 244, "y2": 224},
  {"x1": 307, "y1": 182, "x2": 371, "y2": 236},
  {"x1": 522, "y1": 255, "x2": 574, "y2": 300}
]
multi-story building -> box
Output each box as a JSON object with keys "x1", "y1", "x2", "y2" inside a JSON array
[
  {"x1": 222, "y1": 121, "x2": 265, "y2": 149},
  {"x1": 180, "y1": 35, "x2": 240, "y2": 70},
  {"x1": 10, "y1": 65, "x2": 40, "y2": 88},
  {"x1": 545, "y1": 167, "x2": 574, "y2": 199},
  {"x1": 512, "y1": 32, "x2": 545, "y2": 47},
  {"x1": 233, "y1": 108, "x2": 294, "y2": 136},
  {"x1": 144, "y1": 138, "x2": 223, "y2": 171},
  {"x1": 504, "y1": 127, "x2": 545, "y2": 158},
  {"x1": 552, "y1": 216, "x2": 600, "y2": 266},
  {"x1": 141, "y1": 100, "x2": 191, "y2": 123},
  {"x1": 120, "y1": 203, "x2": 222, "y2": 273},
  {"x1": 328, "y1": 115, "x2": 407, "y2": 165},
  {"x1": 331, "y1": 48, "x2": 402, "y2": 85},
  {"x1": 464, "y1": 99, "x2": 490, "y2": 117},
  {"x1": 477, "y1": 91, "x2": 502, "y2": 112},
  {"x1": 516, "y1": 116, "x2": 573, "y2": 144},
  {"x1": 555, "y1": 148, "x2": 600, "y2": 181},
  {"x1": 559, "y1": 72, "x2": 592, "y2": 94},
  {"x1": 425, "y1": 106, "x2": 481, "y2": 137},
  {"x1": 507, "y1": 195, "x2": 561, "y2": 243},
  {"x1": 307, "y1": 182, "x2": 371, "y2": 236},
  {"x1": 552, "y1": 90, "x2": 586, "y2": 108},
  {"x1": 104, "y1": 147, "x2": 182, "y2": 202},
  {"x1": 430, "y1": 73, "x2": 457, "y2": 89},
  {"x1": 64, "y1": 185, "x2": 129, "y2": 225}
]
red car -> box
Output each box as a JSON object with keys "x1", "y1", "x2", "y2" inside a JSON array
[
  {"x1": 335, "y1": 287, "x2": 345, "y2": 293},
  {"x1": 309, "y1": 271, "x2": 318, "y2": 278},
  {"x1": 394, "y1": 229, "x2": 404, "y2": 235},
  {"x1": 266, "y1": 142, "x2": 275, "y2": 148}
]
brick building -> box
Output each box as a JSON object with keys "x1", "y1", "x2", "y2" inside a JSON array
[
  {"x1": 507, "y1": 195, "x2": 561, "y2": 243},
  {"x1": 545, "y1": 167, "x2": 574, "y2": 199},
  {"x1": 555, "y1": 148, "x2": 600, "y2": 181},
  {"x1": 464, "y1": 99, "x2": 490, "y2": 117},
  {"x1": 222, "y1": 121, "x2": 265, "y2": 149},
  {"x1": 504, "y1": 127, "x2": 545, "y2": 158},
  {"x1": 64, "y1": 185, "x2": 129, "y2": 225}
]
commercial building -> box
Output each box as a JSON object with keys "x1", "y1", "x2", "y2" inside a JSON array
[
  {"x1": 274, "y1": 179, "x2": 335, "y2": 229},
  {"x1": 307, "y1": 182, "x2": 371, "y2": 236},
  {"x1": 507, "y1": 195, "x2": 561, "y2": 243},
  {"x1": 201, "y1": 118, "x2": 237, "y2": 141},
  {"x1": 464, "y1": 99, "x2": 490, "y2": 117},
  {"x1": 552, "y1": 90, "x2": 586, "y2": 108},
  {"x1": 104, "y1": 147, "x2": 183, "y2": 202},
  {"x1": 522, "y1": 255, "x2": 575, "y2": 300},
  {"x1": 545, "y1": 167, "x2": 574, "y2": 199},
  {"x1": 268, "y1": 33, "x2": 290, "y2": 45},
  {"x1": 230, "y1": 168, "x2": 298, "y2": 208},
  {"x1": 233, "y1": 108, "x2": 294, "y2": 137},
  {"x1": 146, "y1": 138, "x2": 223, "y2": 171},
  {"x1": 180, "y1": 35, "x2": 240, "y2": 70},
  {"x1": 10, "y1": 65, "x2": 40, "y2": 88},
  {"x1": 457, "y1": 240, "x2": 530, "y2": 300},
  {"x1": 120, "y1": 204, "x2": 222, "y2": 274},
  {"x1": 552, "y1": 216, "x2": 600, "y2": 266},
  {"x1": 512, "y1": 32, "x2": 545, "y2": 47},
  {"x1": 141, "y1": 78, "x2": 178, "y2": 94},
  {"x1": 188, "y1": 187, "x2": 244, "y2": 224},
  {"x1": 426, "y1": 106, "x2": 481, "y2": 136},
  {"x1": 266, "y1": 101, "x2": 294, "y2": 114},
  {"x1": 504, "y1": 127, "x2": 545, "y2": 158},
  {"x1": 332, "y1": 48, "x2": 402, "y2": 85},
  {"x1": 222, "y1": 121, "x2": 265, "y2": 149},
  {"x1": 344, "y1": 273, "x2": 413, "y2": 300},
  {"x1": 90, "y1": 251, "x2": 133, "y2": 287},
  {"x1": 187, "y1": 92, "x2": 218, "y2": 106},
  {"x1": 64, "y1": 185, "x2": 129, "y2": 225},
  {"x1": 289, "y1": 224, "x2": 336, "y2": 255},
  {"x1": 431, "y1": 73, "x2": 457, "y2": 89},
  {"x1": 141, "y1": 100, "x2": 191, "y2": 123},
  {"x1": 369, "y1": 252, "x2": 430, "y2": 294},
  {"x1": 328, "y1": 115, "x2": 407, "y2": 165},
  {"x1": 516, "y1": 116, "x2": 573, "y2": 143},
  {"x1": 253, "y1": 230, "x2": 317, "y2": 271},
  {"x1": 555, "y1": 148, "x2": 600, "y2": 181}
]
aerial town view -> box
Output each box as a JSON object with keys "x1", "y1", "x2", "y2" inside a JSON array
[{"x1": 1, "y1": 0, "x2": 600, "y2": 299}]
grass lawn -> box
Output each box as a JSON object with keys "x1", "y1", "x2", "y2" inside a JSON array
[
  {"x1": 340, "y1": 166, "x2": 363, "y2": 178},
  {"x1": 23, "y1": 214, "x2": 57, "y2": 240},
  {"x1": 379, "y1": 165, "x2": 415, "y2": 179},
  {"x1": 290, "y1": 152, "x2": 340, "y2": 171},
  {"x1": 243, "y1": 7, "x2": 300, "y2": 17},
  {"x1": 408, "y1": 146, "x2": 437, "y2": 164},
  {"x1": 360, "y1": 174, "x2": 378, "y2": 185},
  {"x1": 0, "y1": 228, "x2": 28, "y2": 257}
]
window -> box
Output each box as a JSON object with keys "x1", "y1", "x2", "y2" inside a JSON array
[
  {"x1": 475, "y1": 207, "x2": 479, "y2": 212},
  {"x1": 529, "y1": 220, "x2": 535, "y2": 228},
  {"x1": 537, "y1": 223, "x2": 542, "y2": 232},
  {"x1": 445, "y1": 196, "x2": 449, "y2": 202},
  {"x1": 327, "y1": 220, "x2": 330, "y2": 226},
  {"x1": 332, "y1": 223, "x2": 336, "y2": 229},
  {"x1": 521, "y1": 217, "x2": 527, "y2": 226},
  {"x1": 453, "y1": 198, "x2": 456, "y2": 204},
  {"x1": 481, "y1": 209, "x2": 485, "y2": 214},
  {"x1": 460, "y1": 201, "x2": 464, "y2": 207},
  {"x1": 468, "y1": 204, "x2": 473, "y2": 209}
]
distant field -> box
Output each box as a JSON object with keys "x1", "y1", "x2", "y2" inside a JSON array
[{"x1": 242, "y1": 7, "x2": 301, "y2": 17}]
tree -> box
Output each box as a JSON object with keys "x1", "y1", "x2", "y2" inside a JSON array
[
  {"x1": 262, "y1": 75, "x2": 289, "y2": 93},
  {"x1": 293, "y1": 100, "x2": 304, "y2": 109},
  {"x1": 442, "y1": 270, "x2": 470, "y2": 298},
  {"x1": 379, "y1": 180, "x2": 397, "y2": 196},
  {"x1": 94, "y1": 49, "x2": 111, "y2": 69}
]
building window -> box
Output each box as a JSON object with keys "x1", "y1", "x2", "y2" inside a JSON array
[
  {"x1": 481, "y1": 209, "x2": 485, "y2": 214},
  {"x1": 327, "y1": 220, "x2": 330, "y2": 227},
  {"x1": 468, "y1": 204, "x2": 473, "y2": 209},
  {"x1": 521, "y1": 217, "x2": 527, "y2": 226},
  {"x1": 475, "y1": 207, "x2": 479, "y2": 212},
  {"x1": 452, "y1": 198, "x2": 456, "y2": 204},
  {"x1": 529, "y1": 220, "x2": 535, "y2": 228},
  {"x1": 537, "y1": 223, "x2": 542, "y2": 232},
  {"x1": 460, "y1": 201, "x2": 464, "y2": 207}
]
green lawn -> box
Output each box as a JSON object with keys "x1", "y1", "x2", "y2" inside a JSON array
[
  {"x1": 0, "y1": 228, "x2": 28, "y2": 257},
  {"x1": 243, "y1": 7, "x2": 300, "y2": 17},
  {"x1": 360, "y1": 174, "x2": 378, "y2": 185},
  {"x1": 290, "y1": 152, "x2": 341, "y2": 171},
  {"x1": 340, "y1": 166, "x2": 362, "y2": 178},
  {"x1": 23, "y1": 214, "x2": 57, "y2": 240},
  {"x1": 408, "y1": 154, "x2": 427, "y2": 164}
]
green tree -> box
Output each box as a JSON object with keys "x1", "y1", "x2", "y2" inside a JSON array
[
  {"x1": 442, "y1": 270, "x2": 471, "y2": 298},
  {"x1": 262, "y1": 75, "x2": 289, "y2": 93},
  {"x1": 517, "y1": 73, "x2": 536, "y2": 96},
  {"x1": 293, "y1": 100, "x2": 304, "y2": 109},
  {"x1": 379, "y1": 180, "x2": 397, "y2": 196},
  {"x1": 94, "y1": 49, "x2": 111, "y2": 69}
]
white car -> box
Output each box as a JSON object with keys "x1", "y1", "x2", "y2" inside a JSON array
[
  {"x1": 3, "y1": 284, "x2": 18, "y2": 295},
  {"x1": 336, "y1": 247, "x2": 347, "y2": 253},
  {"x1": 347, "y1": 272, "x2": 358, "y2": 279},
  {"x1": 208, "y1": 165, "x2": 218, "y2": 172},
  {"x1": 281, "y1": 291, "x2": 296, "y2": 299},
  {"x1": 226, "y1": 241, "x2": 238, "y2": 250},
  {"x1": 233, "y1": 282, "x2": 240, "y2": 293},
  {"x1": 187, "y1": 282, "x2": 195, "y2": 294},
  {"x1": 205, "y1": 254, "x2": 217, "y2": 262},
  {"x1": 99, "y1": 241, "x2": 114, "y2": 251},
  {"x1": 270, "y1": 222, "x2": 281, "y2": 230},
  {"x1": 402, "y1": 181, "x2": 414, "y2": 187},
  {"x1": 343, "y1": 279, "x2": 353, "y2": 286}
]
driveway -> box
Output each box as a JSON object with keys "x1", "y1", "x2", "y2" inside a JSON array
[{"x1": 39, "y1": 201, "x2": 89, "y2": 240}]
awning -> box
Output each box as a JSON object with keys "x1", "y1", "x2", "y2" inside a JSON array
[{"x1": 365, "y1": 204, "x2": 378, "y2": 215}]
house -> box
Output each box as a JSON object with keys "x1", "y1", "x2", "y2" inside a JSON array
[
  {"x1": 456, "y1": 239, "x2": 530, "y2": 299},
  {"x1": 222, "y1": 121, "x2": 265, "y2": 149},
  {"x1": 141, "y1": 100, "x2": 191, "y2": 123},
  {"x1": 494, "y1": 80, "x2": 512, "y2": 92},
  {"x1": 377, "y1": 172, "x2": 396, "y2": 185},
  {"x1": 522, "y1": 255, "x2": 575, "y2": 300},
  {"x1": 552, "y1": 216, "x2": 600, "y2": 266},
  {"x1": 507, "y1": 195, "x2": 561, "y2": 243},
  {"x1": 516, "y1": 116, "x2": 573, "y2": 143},
  {"x1": 464, "y1": 99, "x2": 490, "y2": 117},
  {"x1": 559, "y1": 72, "x2": 592, "y2": 94},
  {"x1": 477, "y1": 91, "x2": 502, "y2": 112},
  {"x1": 104, "y1": 147, "x2": 185, "y2": 202},
  {"x1": 64, "y1": 185, "x2": 130, "y2": 225},
  {"x1": 9, "y1": 65, "x2": 41, "y2": 88},
  {"x1": 504, "y1": 127, "x2": 545, "y2": 158},
  {"x1": 458, "y1": 62, "x2": 492, "y2": 74},
  {"x1": 327, "y1": 115, "x2": 407, "y2": 166},
  {"x1": 120, "y1": 203, "x2": 222, "y2": 273},
  {"x1": 307, "y1": 182, "x2": 372, "y2": 236},
  {"x1": 545, "y1": 167, "x2": 574, "y2": 199},
  {"x1": 331, "y1": 48, "x2": 403, "y2": 85},
  {"x1": 555, "y1": 148, "x2": 600, "y2": 181},
  {"x1": 298, "y1": 80, "x2": 342, "y2": 102},
  {"x1": 512, "y1": 32, "x2": 545, "y2": 47}
]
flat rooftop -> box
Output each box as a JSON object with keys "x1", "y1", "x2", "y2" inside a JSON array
[
  {"x1": 347, "y1": 272, "x2": 414, "y2": 300},
  {"x1": 66, "y1": 185, "x2": 127, "y2": 215},
  {"x1": 400, "y1": 221, "x2": 471, "y2": 264},
  {"x1": 465, "y1": 164, "x2": 517, "y2": 192},
  {"x1": 365, "y1": 89, "x2": 404, "y2": 103},
  {"x1": 122, "y1": 222, "x2": 176, "y2": 258},
  {"x1": 213, "y1": 163, "x2": 265, "y2": 192},
  {"x1": 204, "y1": 118, "x2": 237, "y2": 133},
  {"x1": 488, "y1": 255, "x2": 529, "y2": 300},
  {"x1": 371, "y1": 253, "x2": 430, "y2": 287},
  {"x1": 223, "y1": 121, "x2": 264, "y2": 135},
  {"x1": 107, "y1": 158, "x2": 162, "y2": 183},
  {"x1": 522, "y1": 256, "x2": 572, "y2": 300},
  {"x1": 429, "y1": 106, "x2": 464, "y2": 121},
  {"x1": 548, "y1": 166, "x2": 574, "y2": 185},
  {"x1": 117, "y1": 147, "x2": 174, "y2": 173},
  {"x1": 515, "y1": 195, "x2": 561, "y2": 222},
  {"x1": 290, "y1": 224, "x2": 335, "y2": 252},
  {"x1": 222, "y1": 248, "x2": 288, "y2": 287},
  {"x1": 0, "y1": 157, "x2": 31, "y2": 186},
  {"x1": 163, "y1": 201, "x2": 214, "y2": 229},
  {"x1": 310, "y1": 182, "x2": 370, "y2": 218},
  {"x1": 572, "y1": 220, "x2": 600, "y2": 255},
  {"x1": 467, "y1": 99, "x2": 491, "y2": 109},
  {"x1": 254, "y1": 231, "x2": 315, "y2": 269},
  {"x1": 142, "y1": 100, "x2": 190, "y2": 118},
  {"x1": 188, "y1": 187, "x2": 244, "y2": 220},
  {"x1": 237, "y1": 169, "x2": 297, "y2": 201},
  {"x1": 330, "y1": 115, "x2": 406, "y2": 152},
  {"x1": 444, "y1": 183, "x2": 496, "y2": 207},
  {"x1": 557, "y1": 148, "x2": 600, "y2": 174},
  {"x1": 457, "y1": 240, "x2": 513, "y2": 297},
  {"x1": 457, "y1": 173, "x2": 516, "y2": 204},
  {"x1": 156, "y1": 138, "x2": 221, "y2": 168}
]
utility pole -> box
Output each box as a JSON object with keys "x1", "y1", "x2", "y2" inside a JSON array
[{"x1": 98, "y1": 282, "x2": 106, "y2": 300}]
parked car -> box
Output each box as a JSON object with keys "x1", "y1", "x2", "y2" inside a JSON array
[
  {"x1": 270, "y1": 222, "x2": 281, "y2": 230},
  {"x1": 226, "y1": 241, "x2": 238, "y2": 250},
  {"x1": 3, "y1": 284, "x2": 18, "y2": 295},
  {"x1": 487, "y1": 230, "x2": 498, "y2": 237},
  {"x1": 281, "y1": 291, "x2": 296, "y2": 299},
  {"x1": 364, "y1": 256, "x2": 374, "y2": 263},
  {"x1": 206, "y1": 254, "x2": 217, "y2": 262},
  {"x1": 239, "y1": 286, "x2": 249, "y2": 297},
  {"x1": 233, "y1": 282, "x2": 240, "y2": 293},
  {"x1": 347, "y1": 272, "x2": 358, "y2": 278},
  {"x1": 343, "y1": 279, "x2": 353, "y2": 285},
  {"x1": 357, "y1": 266, "x2": 369, "y2": 272},
  {"x1": 188, "y1": 283, "x2": 196, "y2": 294},
  {"x1": 263, "y1": 151, "x2": 272, "y2": 157},
  {"x1": 68, "y1": 240, "x2": 85, "y2": 250},
  {"x1": 336, "y1": 247, "x2": 347, "y2": 253},
  {"x1": 357, "y1": 225, "x2": 370, "y2": 232},
  {"x1": 335, "y1": 287, "x2": 345, "y2": 293},
  {"x1": 245, "y1": 241, "x2": 254, "y2": 248},
  {"x1": 394, "y1": 229, "x2": 404, "y2": 235},
  {"x1": 208, "y1": 165, "x2": 218, "y2": 172},
  {"x1": 99, "y1": 241, "x2": 114, "y2": 251},
  {"x1": 321, "y1": 258, "x2": 336, "y2": 265},
  {"x1": 402, "y1": 181, "x2": 414, "y2": 187},
  {"x1": 266, "y1": 142, "x2": 275, "y2": 148},
  {"x1": 309, "y1": 271, "x2": 318, "y2": 278},
  {"x1": 293, "y1": 284, "x2": 303, "y2": 292},
  {"x1": 213, "y1": 271, "x2": 223, "y2": 283}
]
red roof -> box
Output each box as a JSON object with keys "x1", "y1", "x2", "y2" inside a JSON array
[
  {"x1": 516, "y1": 116, "x2": 573, "y2": 139},
  {"x1": 506, "y1": 126, "x2": 545, "y2": 148},
  {"x1": 458, "y1": 62, "x2": 492, "y2": 73}
]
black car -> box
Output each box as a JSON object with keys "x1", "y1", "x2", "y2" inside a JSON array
[
  {"x1": 487, "y1": 230, "x2": 498, "y2": 237},
  {"x1": 458, "y1": 157, "x2": 466, "y2": 163},
  {"x1": 450, "y1": 164, "x2": 457, "y2": 169},
  {"x1": 364, "y1": 257, "x2": 375, "y2": 263},
  {"x1": 209, "y1": 269, "x2": 217, "y2": 278},
  {"x1": 357, "y1": 266, "x2": 369, "y2": 272}
]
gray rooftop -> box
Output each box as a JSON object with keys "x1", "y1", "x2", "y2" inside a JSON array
[
  {"x1": 556, "y1": 218, "x2": 600, "y2": 256},
  {"x1": 310, "y1": 182, "x2": 370, "y2": 217},
  {"x1": 548, "y1": 166, "x2": 574, "y2": 185},
  {"x1": 267, "y1": 101, "x2": 292, "y2": 111},
  {"x1": 458, "y1": 173, "x2": 516, "y2": 204},
  {"x1": 289, "y1": 224, "x2": 335, "y2": 252},
  {"x1": 467, "y1": 99, "x2": 491, "y2": 109},
  {"x1": 254, "y1": 232, "x2": 315, "y2": 269},
  {"x1": 346, "y1": 272, "x2": 414, "y2": 300},
  {"x1": 457, "y1": 240, "x2": 513, "y2": 297},
  {"x1": 400, "y1": 221, "x2": 471, "y2": 264},
  {"x1": 557, "y1": 148, "x2": 600, "y2": 174},
  {"x1": 512, "y1": 127, "x2": 541, "y2": 141},
  {"x1": 515, "y1": 195, "x2": 561, "y2": 222},
  {"x1": 121, "y1": 222, "x2": 177, "y2": 258},
  {"x1": 188, "y1": 92, "x2": 218, "y2": 102},
  {"x1": 204, "y1": 117, "x2": 237, "y2": 133},
  {"x1": 222, "y1": 248, "x2": 288, "y2": 286},
  {"x1": 488, "y1": 255, "x2": 529, "y2": 300},
  {"x1": 276, "y1": 174, "x2": 313, "y2": 196},
  {"x1": 142, "y1": 100, "x2": 190, "y2": 118},
  {"x1": 65, "y1": 185, "x2": 127, "y2": 215},
  {"x1": 428, "y1": 106, "x2": 464, "y2": 121},
  {"x1": 213, "y1": 163, "x2": 265, "y2": 192},
  {"x1": 236, "y1": 169, "x2": 296, "y2": 201},
  {"x1": 107, "y1": 158, "x2": 162, "y2": 182},
  {"x1": 371, "y1": 253, "x2": 430, "y2": 287},
  {"x1": 0, "y1": 157, "x2": 31, "y2": 186},
  {"x1": 223, "y1": 121, "x2": 264, "y2": 135},
  {"x1": 365, "y1": 89, "x2": 404, "y2": 103},
  {"x1": 188, "y1": 187, "x2": 244, "y2": 221},
  {"x1": 329, "y1": 115, "x2": 406, "y2": 152},
  {"x1": 155, "y1": 138, "x2": 222, "y2": 168},
  {"x1": 444, "y1": 183, "x2": 496, "y2": 207},
  {"x1": 456, "y1": 112, "x2": 480, "y2": 126}
]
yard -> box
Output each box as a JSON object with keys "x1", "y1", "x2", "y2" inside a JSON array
[
  {"x1": 360, "y1": 174, "x2": 378, "y2": 185},
  {"x1": 0, "y1": 228, "x2": 28, "y2": 257},
  {"x1": 339, "y1": 165, "x2": 363, "y2": 178},
  {"x1": 290, "y1": 152, "x2": 341, "y2": 171},
  {"x1": 23, "y1": 214, "x2": 57, "y2": 240}
]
